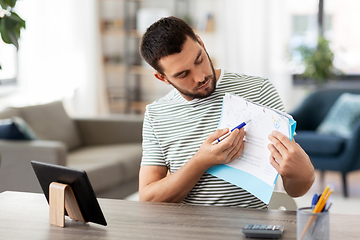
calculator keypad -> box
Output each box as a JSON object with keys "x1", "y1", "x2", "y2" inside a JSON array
[{"x1": 242, "y1": 224, "x2": 284, "y2": 239}]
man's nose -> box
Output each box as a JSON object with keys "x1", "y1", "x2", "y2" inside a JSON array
[{"x1": 193, "y1": 68, "x2": 205, "y2": 83}]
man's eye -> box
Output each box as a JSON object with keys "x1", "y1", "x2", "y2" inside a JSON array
[
  {"x1": 195, "y1": 56, "x2": 203, "y2": 65},
  {"x1": 178, "y1": 72, "x2": 188, "y2": 78}
]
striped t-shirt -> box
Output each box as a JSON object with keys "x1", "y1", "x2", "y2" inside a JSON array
[{"x1": 141, "y1": 70, "x2": 285, "y2": 208}]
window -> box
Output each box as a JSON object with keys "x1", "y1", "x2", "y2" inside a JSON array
[
  {"x1": 288, "y1": 0, "x2": 360, "y2": 78},
  {"x1": 0, "y1": 41, "x2": 17, "y2": 94}
]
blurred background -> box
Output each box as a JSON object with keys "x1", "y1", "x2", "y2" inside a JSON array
[
  {"x1": 1, "y1": 0, "x2": 359, "y2": 116},
  {"x1": 1, "y1": 0, "x2": 360, "y2": 213}
]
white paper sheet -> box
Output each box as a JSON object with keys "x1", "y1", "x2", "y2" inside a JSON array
[{"x1": 206, "y1": 93, "x2": 296, "y2": 204}]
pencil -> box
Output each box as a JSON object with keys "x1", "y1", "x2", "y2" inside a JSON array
[{"x1": 299, "y1": 186, "x2": 332, "y2": 240}]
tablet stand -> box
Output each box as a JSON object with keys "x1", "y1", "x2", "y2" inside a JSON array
[{"x1": 49, "y1": 182, "x2": 87, "y2": 227}]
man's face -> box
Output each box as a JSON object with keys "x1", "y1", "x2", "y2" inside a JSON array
[{"x1": 156, "y1": 37, "x2": 217, "y2": 101}]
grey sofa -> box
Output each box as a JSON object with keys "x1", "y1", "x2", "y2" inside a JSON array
[{"x1": 0, "y1": 101, "x2": 143, "y2": 199}]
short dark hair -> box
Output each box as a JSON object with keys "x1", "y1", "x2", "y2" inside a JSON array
[{"x1": 139, "y1": 16, "x2": 199, "y2": 75}]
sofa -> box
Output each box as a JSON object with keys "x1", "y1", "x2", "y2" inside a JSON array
[
  {"x1": 0, "y1": 101, "x2": 143, "y2": 199},
  {"x1": 291, "y1": 87, "x2": 360, "y2": 197}
]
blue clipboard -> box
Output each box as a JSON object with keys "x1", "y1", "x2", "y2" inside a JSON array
[{"x1": 206, "y1": 94, "x2": 297, "y2": 204}]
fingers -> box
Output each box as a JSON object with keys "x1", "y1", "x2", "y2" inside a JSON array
[
  {"x1": 268, "y1": 131, "x2": 291, "y2": 169},
  {"x1": 206, "y1": 128, "x2": 246, "y2": 165},
  {"x1": 226, "y1": 131, "x2": 242, "y2": 157},
  {"x1": 268, "y1": 143, "x2": 282, "y2": 162},
  {"x1": 268, "y1": 131, "x2": 290, "y2": 161},
  {"x1": 229, "y1": 139, "x2": 244, "y2": 161},
  {"x1": 222, "y1": 129, "x2": 246, "y2": 162},
  {"x1": 222, "y1": 128, "x2": 244, "y2": 148},
  {"x1": 269, "y1": 155, "x2": 280, "y2": 172},
  {"x1": 207, "y1": 128, "x2": 229, "y2": 143},
  {"x1": 269, "y1": 131, "x2": 291, "y2": 150}
]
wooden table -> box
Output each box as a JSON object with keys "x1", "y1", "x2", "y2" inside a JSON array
[{"x1": 0, "y1": 191, "x2": 359, "y2": 239}]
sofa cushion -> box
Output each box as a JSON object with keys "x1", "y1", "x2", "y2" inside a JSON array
[
  {"x1": 67, "y1": 143, "x2": 142, "y2": 192},
  {"x1": 0, "y1": 117, "x2": 38, "y2": 140},
  {"x1": 0, "y1": 119, "x2": 29, "y2": 140},
  {"x1": 295, "y1": 131, "x2": 345, "y2": 156},
  {"x1": 0, "y1": 108, "x2": 20, "y2": 119},
  {"x1": 317, "y1": 93, "x2": 360, "y2": 138},
  {"x1": 14, "y1": 101, "x2": 82, "y2": 150}
]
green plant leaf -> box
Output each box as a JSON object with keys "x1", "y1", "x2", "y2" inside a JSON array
[
  {"x1": 9, "y1": 12, "x2": 25, "y2": 29},
  {"x1": 0, "y1": 0, "x2": 16, "y2": 9},
  {"x1": 0, "y1": 0, "x2": 9, "y2": 9},
  {"x1": 292, "y1": 36, "x2": 341, "y2": 83},
  {"x1": 3, "y1": 0, "x2": 16, "y2": 8},
  {"x1": 3, "y1": 29, "x2": 19, "y2": 49},
  {"x1": 0, "y1": 18, "x2": 11, "y2": 43},
  {"x1": 0, "y1": 16, "x2": 19, "y2": 49}
]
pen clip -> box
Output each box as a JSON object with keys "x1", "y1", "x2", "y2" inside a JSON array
[{"x1": 311, "y1": 194, "x2": 318, "y2": 210}]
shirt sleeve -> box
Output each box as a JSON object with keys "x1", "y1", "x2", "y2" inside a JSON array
[
  {"x1": 141, "y1": 108, "x2": 167, "y2": 167},
  {"x1": 258, "y1": 78, "x2": 286, "y2": 112}
]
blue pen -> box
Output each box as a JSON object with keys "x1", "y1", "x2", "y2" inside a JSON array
[
  {"x1": 212, "y1": 119, "x2": 251, "y2": 145},
  {"x1": 311, "y1": 193, "x2": 318, "y2": 210}
]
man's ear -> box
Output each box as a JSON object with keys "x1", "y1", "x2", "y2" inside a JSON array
[
  {"x1": 154, "y1": 71, "x2": 170, "y2": 84},
  {"x1": 196, "y1": 35, "x2": 206, "y2": 50}
]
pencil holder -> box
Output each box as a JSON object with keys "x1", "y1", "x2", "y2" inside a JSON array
[{"x1": 297, "y1": 207, "x2": 329, "y2": 240}]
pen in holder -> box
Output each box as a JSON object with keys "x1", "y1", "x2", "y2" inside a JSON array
[{"x1": 297, "y1": 207, "x2": 329, "y2": 240}]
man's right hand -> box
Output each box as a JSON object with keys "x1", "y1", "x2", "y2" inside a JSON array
[
  {"x1": 192, "y1": 128, "x2": 246, "y2": 169},
  {"x1": 139, "y1": 128, "x2": 246, "y2": 203}
]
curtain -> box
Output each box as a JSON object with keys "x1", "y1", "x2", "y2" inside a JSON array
[
  {"x1": 10, "y1": 0, "x2": 107, "y2": 116},
  {"x1": 217, "y1": 0, "x2": 293, "y2": 110}
]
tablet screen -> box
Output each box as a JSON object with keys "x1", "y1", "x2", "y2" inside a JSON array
[{"x1": 31, "y1": 161, "x2": 107, "y2": 226}]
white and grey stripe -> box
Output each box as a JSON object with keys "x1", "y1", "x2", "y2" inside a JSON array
[{"x1": 141, "y1": 70, "x2": 285, "y2": 208}]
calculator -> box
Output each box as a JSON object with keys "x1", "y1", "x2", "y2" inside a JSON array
[{"x1": 241, "y1": 224, "x2": 284, "y2": 239}]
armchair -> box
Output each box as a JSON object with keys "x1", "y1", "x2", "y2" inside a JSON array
[{"x1": 291, "y1": 88, "x2": 360, "y2": 197}]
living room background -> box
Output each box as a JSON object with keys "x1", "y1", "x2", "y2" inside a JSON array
[{"x1": 0, "y1": 0, "x2": 359, "y2": 116}]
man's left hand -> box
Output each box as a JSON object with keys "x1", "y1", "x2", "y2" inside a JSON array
[{"x1": 268, "y1": 131, "x2": 315, "y2": 197}]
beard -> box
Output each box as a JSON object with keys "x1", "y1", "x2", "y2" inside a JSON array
[{"x1": 166, "y1": 53, "x2": 217, "y2": 100}]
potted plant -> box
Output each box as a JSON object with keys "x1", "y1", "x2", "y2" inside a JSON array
[
  {"x1": 0, "y1": 0, "x2": 26, "y2": 69},
  {"x1": 293, "y1": 36, "x2": 342, "y2": 84}
]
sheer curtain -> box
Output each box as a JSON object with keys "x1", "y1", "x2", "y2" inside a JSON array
[
  {"x1": 217, "y1": 0, "x2": 294, "y2": 110},
  {"x1": 4, "y1": 0, "x2": 295, "y2": 114},
  {"x1": 5, "y1": 0, "x2": 107, "y2": 116}
]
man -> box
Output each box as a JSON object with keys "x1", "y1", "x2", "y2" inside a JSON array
[{"x1": 139, "y1": 16, "x2": 314, "y2": 208}]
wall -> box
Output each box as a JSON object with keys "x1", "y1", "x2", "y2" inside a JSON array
[
  {"x1": 0, "y1": 0, "x2": 307, "y2": 116},
  {"x1": 0, "y1": 0, "x2": 102, "y2": 117}
]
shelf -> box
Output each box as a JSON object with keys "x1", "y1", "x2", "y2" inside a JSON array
[
  {"x1": 104, "y1": 63, "x2": 153, "y2": 76},
  {"x1": 107, "y1": 101, "x2": 148, "y2": 114},
  {"x1": 130, "y1": 101, "x2": 149, "y2": 113},
  {"x1": 104, "y1": 63, "x2": 126, "y2": 73},
  {"x1": 102, "y1": 28, "x2": 126, "y2": 37},
  {"x1": 108, "y1": 101, "x2": 128, "y2": 113},
  {"x1": 99, "y1": 0, "x2": 190, "y2": 114},
  {"x1": 130, "y1": 65, "x2": 153, "y2": 75},
  {"x1": 102, "y1": 28, "x2": 142, "y2": 38}
]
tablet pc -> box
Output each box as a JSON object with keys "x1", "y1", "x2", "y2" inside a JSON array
[{"x1": 31, "y1": 161, "x2": 107, "y2": 226}]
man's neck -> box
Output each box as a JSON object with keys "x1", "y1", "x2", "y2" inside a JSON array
[{"x1": 215, "y1": 69, "x2": 221, "y2": 82}]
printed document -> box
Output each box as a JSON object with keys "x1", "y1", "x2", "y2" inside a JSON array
[{"x1": 206, "y1": 93, "x2": 296, "y2": 204}]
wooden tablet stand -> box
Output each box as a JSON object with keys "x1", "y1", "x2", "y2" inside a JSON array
[{"x1": 49, "y1": 182, "x2": 88, "y2": 227}]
